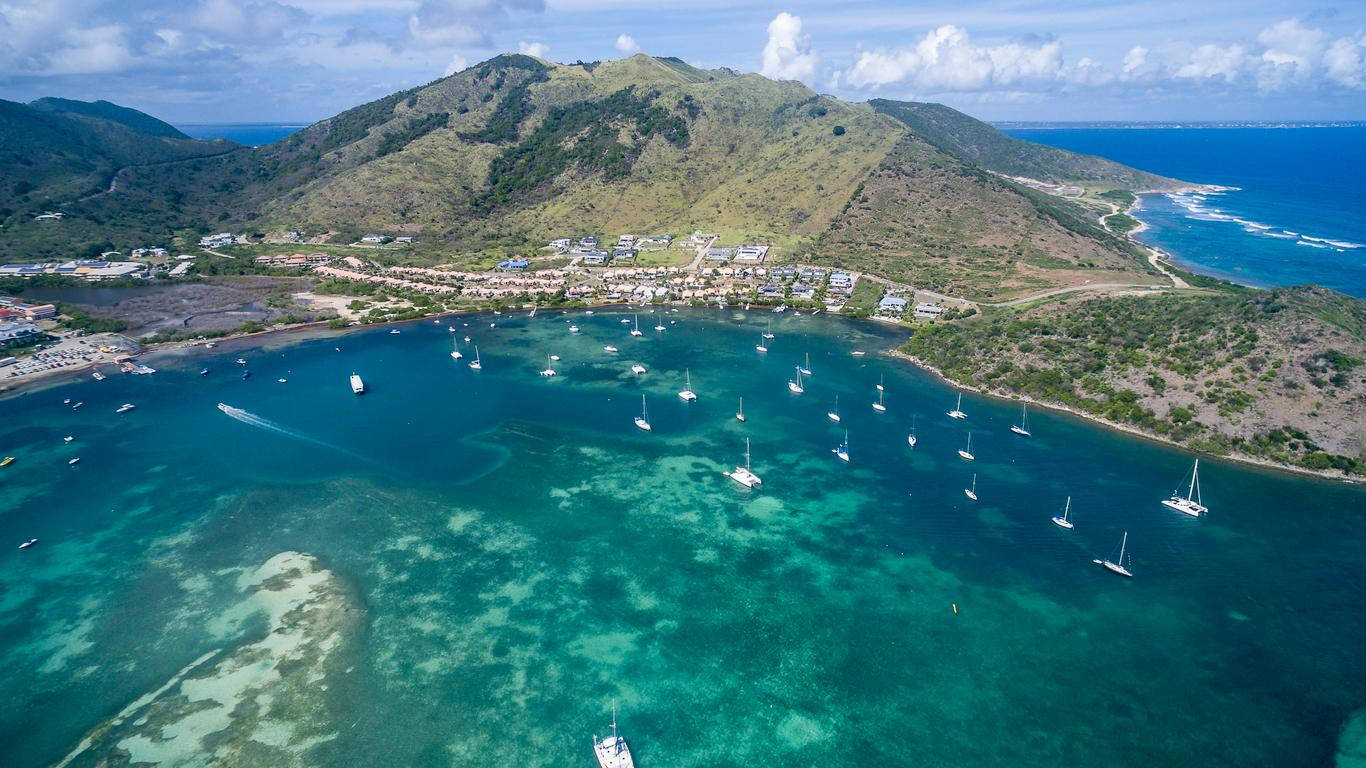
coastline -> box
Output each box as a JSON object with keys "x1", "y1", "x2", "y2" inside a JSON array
[{"x1": 886, "y1": 348, "x2": 1355, "y2": 485}]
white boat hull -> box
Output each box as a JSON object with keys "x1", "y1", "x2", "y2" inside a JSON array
[
  {"x1": 1011, "y1": 426, "x2": 1031, "y2": 436},
  {"x1": 907, "y1": 435, "x2": 917, "y2": 447},
  {"x1": 958, "y1": 450, "x2": 974, "y2": 461},
  {"x1": 947, "y1": 411, "x2": 966, "y2": 419},
  {"x1": 1051, "y1": 517, "x2": 1073, "y2": 529},
  {"x1": 678, "y1": 391, "x2": 697, "y2": 402},
  {"x1": 788, "y1": 383, "x2": 803, "y2": 394},
  {"x1": 634, "y1": 418, "x2": 651, "y2": 432},
  {"x1": 727, "y1": 467, "x2": 762, "y2": 488},
  {"x1": 1161, "y1": 498, "x2": 1208, "y2": 517},
  {"x1": 964, "y1": 489, "x2": 977, "y2": 500},
  {"x1": 872, "y1": 403, "x2": 886, "y2": 413}
]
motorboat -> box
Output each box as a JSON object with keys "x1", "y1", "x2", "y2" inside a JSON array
[
  {"x1": 18, "y1": 538, "x2": 37, "y2": 549},
  {"x1": 350, "y1": 373, "x2": 365, "y2": 394},
  {"x1": 115, "y1": 403, "x2": 135, "y2": 414}
]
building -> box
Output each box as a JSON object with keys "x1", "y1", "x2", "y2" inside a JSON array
[
  {"x1": 770, "y1": 266, "x2": 797, "y2": 281},
  {"x1": 497, "y1": 259, "x2": 529, "y2": 271},
  {"x1": 549, "y1": 238, "x2": 571, "y2": 251},
  {"x1": 254, "y1": 253, "x2": 332, "y2": 269},
  {"x1": 20, "y1": 303, "x2": 56, "y2": 320},
  {"x1": 168, "y1": 262, "x2": 193, "y2": 277},
  {"x1": 828, "y1": 272, "x2": 854, "y2": 290},
  {"x1": 360, "y1": 234, "x2": 390, "y2": 244},
  {"x1": 914, "y1": 302, "x2": 945, "y2": 320},
  {"x1": 580, "y1": 250, "x2": 610, "y2": 266},
  {"x1": 199, "y1": 232, "x2": 237, "y2": 248},
  {"x1": 611, "y1": 248, "x2": 638, "y2": 263},
  {"x1": 757, "y1": 284, "x2": 783, "y2": 299},
  {"x1": 734, "y1": 245, "x2": 769, "y2": 262},
  {"x1": 705, "y1": 247, "x2": 734, "y2": 262},
  {"x1": 878, "y1": 296, "x2": 910, "y2": 315},
  {"x1": 395, "y1": 236, "x2": 415, "y2": 244},
  {"x1": 0, "y1": 321, "x2": 42, "y2": 347},
  {"x1": 342, "y1": 256, "x2": 367, "y2": 269},
  {"x1": 577, "y1": 236, "x2": 600, "y2": 249}
]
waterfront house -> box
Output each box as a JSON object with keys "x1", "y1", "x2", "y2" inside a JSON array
[
  {"x1": 0, "y1": 321, "x2": 42, "y2": 347},
  {"x1": 914, "y1": 302, "x2": 945, "y2": 320},
  {"x1": 878, "y1": 296, "x2": 910, "y2": 315},
  {"x1": 360, "y1": 234, "x2": 390, "y2": 244}
]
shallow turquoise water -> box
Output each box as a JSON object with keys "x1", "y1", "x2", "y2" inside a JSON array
[{"x1": 2, "y1": 309, "x2": 1363, "y2": 766}]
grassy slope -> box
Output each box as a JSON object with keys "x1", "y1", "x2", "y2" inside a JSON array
[
  {"x1": 903, "y1": 285, "x2": 1366, "y2": 474},
  {"x1": 870, "y1": 99, "x2": 1183, "y2": 191},
  {"x1": 813, "y1": 135, "x2": 1159, "y2": 300}
]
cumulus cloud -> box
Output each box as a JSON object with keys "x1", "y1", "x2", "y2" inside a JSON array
[
  {"x1": 760, "y1": 11, "x2": 817, "y2": 81},
  {"x1": 615, "y1": 33, "x2": 640, "y2": 55},
  {"x1": 407, "y1": 0, "x2": 545, "y2": 48},
  {"x1": 517, "y1": 40, "x2": 549, "y2": 58},
  {"x1": 443, "y1": 51, "x2": 468, "y2": 75},
  {"x1": 845, "y1": 24, "x2": 1062, "y2": 91}
]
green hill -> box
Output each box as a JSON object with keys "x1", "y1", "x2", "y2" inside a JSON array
[{"x1": 29, "y1": 98, "x2": 191, "y2": 139}]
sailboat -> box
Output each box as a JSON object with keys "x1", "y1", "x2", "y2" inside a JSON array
[
  {"x1": 569, "y1": 324, "x2": 580, "y2": 333},
  {"x1": 468, "y1": 346, "x2": 482, "y2": 370},
  {"x1": 1161, "y1": 459, "x2": 1208, "y2": 517},
  {"x1": 1010, "y1": 402, "x2": 1031, "y2": 436},
  {"x1": 827, "y1": 395, "x2": 841, "y2": 423},
  {"x1": 1051, "y1": 496, "x2": 1074, "y2": 529},
  {"x1": 450, "y1": 337, "x2": 463, "y2": 360},
  {"x1": 1095, "y1": 532, "x2": 1134, "y2": 577},
  {"x1": 762, "y1": 320, "x2": 775, "y2": 340},
  {"x1": 634, "y1": 396, "x2": 652, "y2": 432},
  {"x1": 907, "y1": 415, "x2": 918, "y2": 447},
  {"x1": 654, "y1": 320, "x2": 666, "y2": 332},
  {"x1": 630, "y1": 315, "x2": 643, "y2": 336},
  {"x1": 631, "y1": 364, "x2": 647, "y2": 375},
  {"x1": 876, "y1": 374, "x2": 885, "y2": 392},
  {"x1": 725, "y1": 438, "x2": 762, "y2": 488},
  {"x1": 832, "y1": 430, "x2": 850, "y2": 462},
  {"x1": 593, "y1": 701, "x2": 635, "y2": 768},
  {"x1": 736, "y1": 397, "x2": 746, "y2": 422},
  {"x1": 872, "y1": 387, "x2": 887, "y2": 413},
  {"x1": 755, "y1": 335, "x2": 768, "y2": 354},
  {"x1": 798, "y1": 353, "x2": 812, "y2": 377},
  {"x1": 947, "y1": 390, "x2": 967, "y2": 419},
  {"x1": 787, "y1": 367, "x2": 804, "y2": 394},
  {"x1": 678, "y1": 368, "x2": 697, "y2": 401},
  {"x1": 539, "y1": 355, "x2": 557, "y2": 377},
  {"x1": 957, "y1": 432, "x2": 975, "y2": 461},
  {"x1": 964, "y1": 473, "x2": 978, "y2": 501}
]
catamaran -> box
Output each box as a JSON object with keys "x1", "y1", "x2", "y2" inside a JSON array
[
  {"x1": 788, "y1": 367, "x2": 804, "y2": 394},
  {"x1": 634, "y1": 396, "x2": 652, "y2": 432},
  {"x1": 833, "y1": 430, "x2": 850, "y2": 462},
  {"x1": 957, "y1": 432, "x2": 975, "y2": 461},
  {"x1": 736, "y1": 397, "x2": 746, "y2": 422},
  {"x1": 947, "y1": 390, "x2": 967, "y2": 419},
  {"x1": 630, "y1": 315, "x2": 643, "y2": 336},
  {"x1": 569, "y1": 325, "x2": 580, "y2": 333},
  {"x1": 755, "y1": 335, "x2": 768, "y2": 353},
  {"x1": 964, "y1": 473, "x2": 978, "y2": 501},
  {"x1": 907, "y1": 415, "x2": 918, "y2": 447},
  {"x1": 631, "y1": 364, "x2": 647, "y2": 375},
  {"x1": 827, "y1": 395, "x2": 841, "y2": 423},
  {"x1": 762, "y1": 320, "x2": 775, "y2": 340},
  {"x1": 654, "y1": 321, "x2": 666, "y2": 332},
  {"x1": 1010, "y1": 402, "x2": 1031, "y2": 436},
  {"x1": 350, "y1": 373, "x2": 365, "y2": 394},
  {"x1": 540, "y1": 356, "x2": 557, "y2": 377},
  {"x1": 450, "y1": 338, "x2": 463, "y2": 360},
  {"x1": 872, "y1": 387, "x2": 887, "y2": 413},
  {"x1": 468, "y1": 346, "x2": 482, "y2": 370},
  {"x1": 1095, "y1": 532, "x2": 1134, "y2": 577},
  {"x1": 798, "y1": 353, "x2": 812, "y2": 376},
  {"x1": 593, "y1": 701, "x2": 635, "y2": 768},
  {"x1": 1051, "y1": 496, "x2": 1074, "y2": 529},
  {"x1": 1161, "y1": 459, "x2": 1209, "y2": 517},
  {"x1": 725, "y1": 438, "x2": 762, "y2": 488},
  {"x1": 678, "y1": 368, "x2": 697, "y2": 401}
]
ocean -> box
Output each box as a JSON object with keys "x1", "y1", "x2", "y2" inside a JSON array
[
  {"x1": 175, "y1": 123, "x2": 307, "y2": 147},
  {"x1": 2, "y1": 310, "x2": 1363, "y2": 767},
  {"x1": 1002, "y1": 125, "x2": 1366, "y2": 298}
]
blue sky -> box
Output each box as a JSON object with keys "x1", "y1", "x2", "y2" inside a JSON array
[{"x1": 2, "y1": 0, "x2": 1364, "y2": 123}]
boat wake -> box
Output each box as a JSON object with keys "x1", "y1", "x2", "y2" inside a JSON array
[{"x1": 217, "y1": 403, "x2": 364, "y2": 460}]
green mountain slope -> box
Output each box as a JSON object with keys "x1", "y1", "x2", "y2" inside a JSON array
[
  {"x1": 870, "y1": 99, "x2": 1183, "y2": 190},
  {"x1": 29, "y1": 97, "x2": 191, "y2": 139}
]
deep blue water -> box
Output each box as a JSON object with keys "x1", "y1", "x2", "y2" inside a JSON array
[
  {"x1": 176, "y1": 123, "x2": 307, "y2": 147},
  {"x1": 1003, "y1": 126, "x2": 1366, "y2": 297}
]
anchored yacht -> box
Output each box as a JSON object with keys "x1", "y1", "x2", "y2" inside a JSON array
[{"x1": 725, "y1": 438, "x2": 762, "y2": 488}]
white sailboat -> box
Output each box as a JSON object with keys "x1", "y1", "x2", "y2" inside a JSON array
[
  {"x1": 827, "y1": 395, "x2": 841, "y2": 423},
  {"x1": 539, "y1": 355, "x2": 557, "y2": 377},
  {"x1": 1010, "y1": 402, "x2": 1031, "y2": 436},
  {"x1": 907, "y1": 415, "x2": 918, "y2": 447},
  {"x1": 593, "y1": 701, "x2": 635, "y2": 768},
  {"x1": 762, "y1": 320, "x2": 775, "y2": 340},
  {"x1": 678, "y1": 368, "x2": 697, "y2": 401},
  {"x1": 631, "y1": 364, "x2": 647, "y2": 375},
  {"x1": 798, "y1": 353, "x2": 812, "y2": 376},
  {"x1": 450, "y1": 337, "x2": 463, "y2": 360},
  {"x1": 570, "y1": 324, "x2": 580, "y2": 333},
  {"x1": 964, "y1": 473, "x2": 978, "y2": 501},
  {"x1": 1051, "y1": 496, "x2": 1074, "y2": 529},
  {"x1": 787, "y1": 367, "x2": 804, "y2": 394},
  {"x1": 468, "y1": 346, "x2": 482, "y2": 370},
  {"x1": 876, "y1": 374, "x2": 885, "y2": 392},
  {"x1": 957, "y1": 432, "x2": 975, "y2": 461},
  {"x1": 634, "y1": 396, "x2": 652, "y2": 432},
  {"x1": 1095, "y1": 532, "x2": 1134, "y2": 577},
  {"x1": 833, "y1": 430, "x2": 850, "y2": 462},
  {"x1": 736, "y1": 397, "x2": 746, "y2": 422},
  {"x1": 604, "y1": 345, "x2": 619, "y2": 353},
  {"x1": 947, "y1": 390, "x2": 967, "y2": 419},
  {"x1": 872, "y1": 387, "x2": 887, "y2": 413},
  {"x1": 630, "y1": 315, "x2": 643, "y2": 336},
  {"x1": 1161, "y1": 459, "x2": 1209, "y2": 517},
  {"x1": 725, "y1": 438, "x2": 762, "y2": 488},
  {"x1": 755, "y1": 335, "x2": 768, "y2": 353},
  {"x1": 654, "y1": 320, "x2": 666, "y2": 332}
]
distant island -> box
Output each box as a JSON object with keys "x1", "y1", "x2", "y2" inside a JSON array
[{"x1": 1, "y1": 53, "x2": 1360, "y2": 477}]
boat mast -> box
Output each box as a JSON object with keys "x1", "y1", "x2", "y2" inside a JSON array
[
  {"x1": 745, "y1": 438, "x2": 751, "y2": 470},
  {"x1": 1189, "y1": 459, "x2": 1200, "y2": 504},
  {"x1": 1063, "y1": 496, "x2": 1071, "y2": 521},
  {"x1": 612, "y1": 699, "x2": 619, "y2": 752},
  {"x1": 1118, "y1": 532, "x2": 1127, "y2": 562}
]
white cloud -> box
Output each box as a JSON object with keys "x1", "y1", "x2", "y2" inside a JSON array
[
  {"x1": 44, "y1": 24, "x2": 134, "y2": 75},
  {"x1": 845, "y1": 24, "x2": 1062, "y2": 92},
  {"x1": 443, "y1": 51, "x2": 468, "y2": 75},
  {"x1": 518, "y1": 40, "x2": 549, "y2": 57},
  {"x1": 760, "y1": 11, "x2": 817, "y2": 82},
  {"x1": 615, "y1": 33, "x2": 639, "y2": 55},
  {"x1": 407, "y1": 0, "x2": 546, "y2": 48}
]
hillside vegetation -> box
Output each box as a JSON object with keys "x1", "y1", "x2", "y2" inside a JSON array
[{"x1": 904, "y1": 286, "x2": 1366, "y2": 474}]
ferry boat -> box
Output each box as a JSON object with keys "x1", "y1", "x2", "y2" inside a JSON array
[
  {"x1": 947, "y1": 390, "x2": 967, "y2": 420},
  {"x1": 1095, "y1": 532, "x2": 1134, "y2": 577},
  {"x1": 1010, "y1": 403, "x2": 1032, "y2": 436},
  {"x1": 678, "y1": 369, "x2": 697, "y2": 402},
  {"x1": 592, "y1": 699, "x2": 633, "y2": 765},
  {"x1": 350, "y1": 373, "x2": 365, "y2": 394},
  {"x1": 634, "y1": 396, "x2": 651, "y2": 432},
  {"x1": 787, "y1": 367, "x2": 804, "y2": 394},
  {"x1": 1051, "y1": 496, "x2": 1074, "y2": 529},
  {"x1": 957, "y1": 432, "x2": 975, "y2": 461},
  {"x1": 115, "y1": 403, "x2": 136, "y2": 414},
  {"x1": 18, "y1": 538, "x2": 37, "y2": 549},
  {"x1": 964, "y1": 473, "x2": 978, "y2": 501},
  {"x1": 1161, "y1": 459, "x2": 1208, "y2": 517},
  {"x1": 631, "y1": 364, "x2": 647, "y2": 375},
  {"x1": 725, "y1": 438, "x2": 762, "y2": 488}
]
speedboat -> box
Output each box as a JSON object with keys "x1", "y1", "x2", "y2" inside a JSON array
[
  {"x1": 1, "y1": 457, "x2": 15, "y2": 467},
  {"x1": 64, "y1": 398, "x2": 71, "y2": 404},
  {"x1": 115, "y1": 403, "x2": 135, "y2": 414},
  {"x1": 18, "y1": 538, "x2": 37, "y2": 549},
  {"x1": 277, "y1": 378, "x2": 288, "y2": 383},
  {"x1": 236, "y1": 358, "x2": 247, "y2": 365},
  {"x1": 92, "y1": 371, "x2": 106, "y2": 381},
  {"x1": 549, "y1": 355, "x2": 560, "y2": 361}
]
